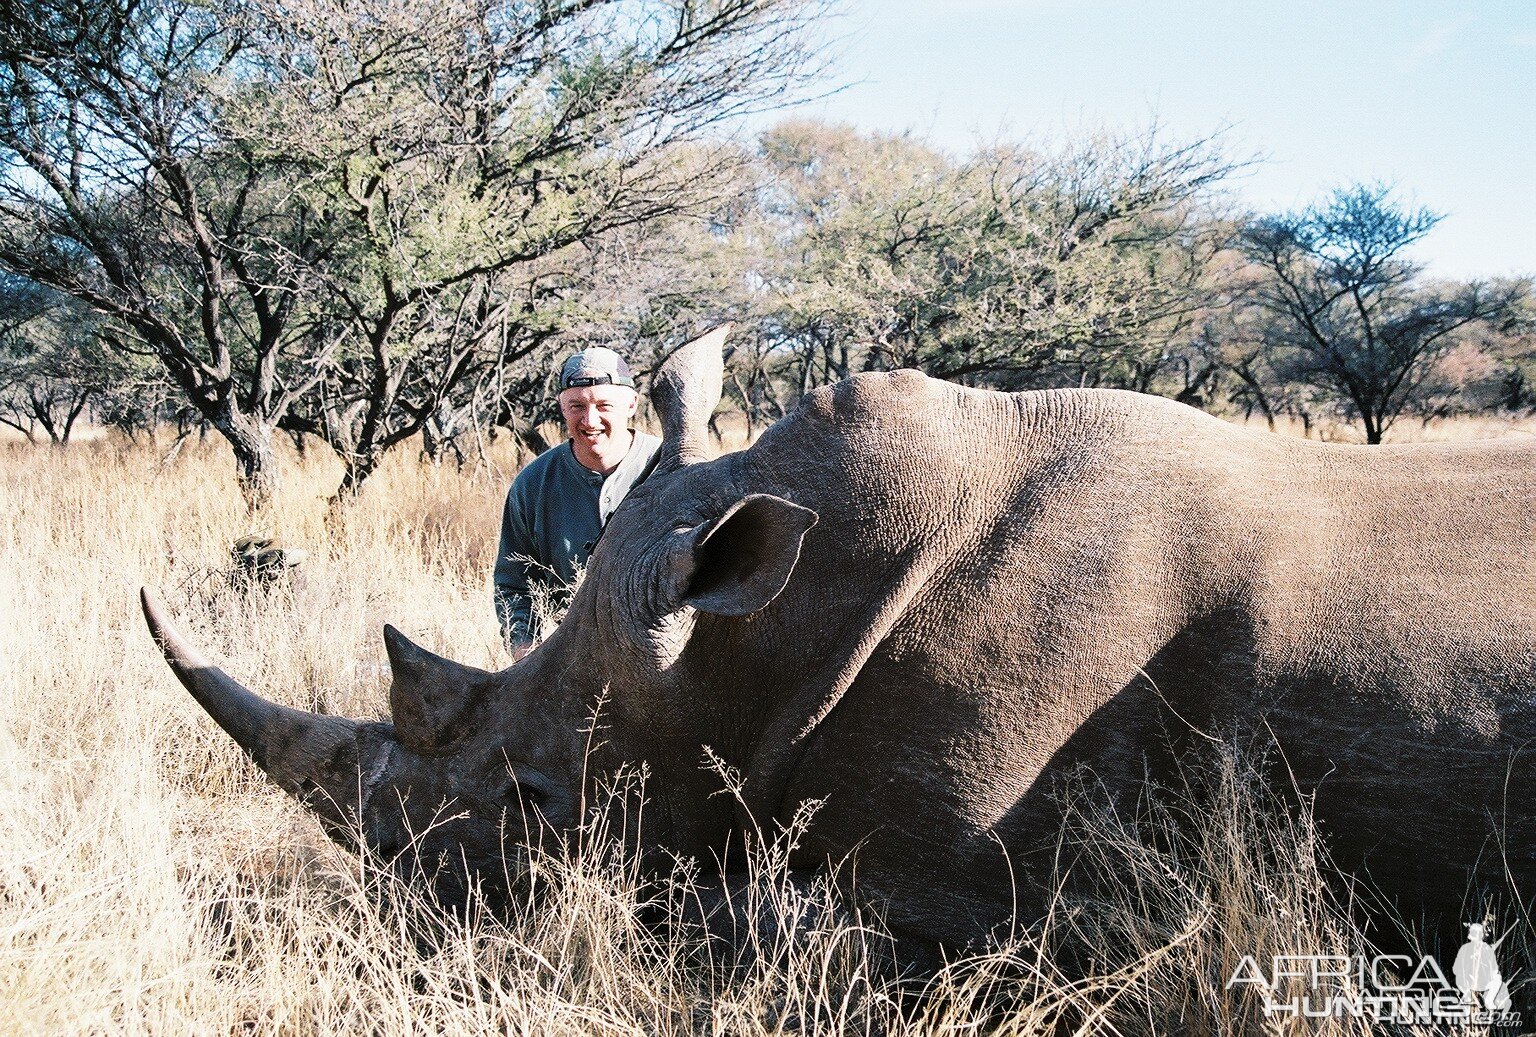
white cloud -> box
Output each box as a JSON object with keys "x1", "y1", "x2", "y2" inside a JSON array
[{"x1": 1406, "y1": 16, "x2": 1474, "y2": 66}]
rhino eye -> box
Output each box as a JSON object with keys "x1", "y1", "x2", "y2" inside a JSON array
[
  {"x1": 483, "y1": 755, "x2": 551, "y2": 813},
  {"x1": 512, "y1": 777, "x2": 547, "y2": 813}
]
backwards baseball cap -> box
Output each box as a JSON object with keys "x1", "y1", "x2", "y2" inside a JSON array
[{"x1": 558, "y1": 346, "x2": 635, "y2": 391}]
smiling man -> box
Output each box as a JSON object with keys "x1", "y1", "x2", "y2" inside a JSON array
[{"x1": 494, "y1": 346, "x2": 662, "y2": 659}]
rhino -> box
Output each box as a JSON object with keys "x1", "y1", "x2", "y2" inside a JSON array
[{"x1": 143, "y1": 327, "x2": 1536, "y2": 952}]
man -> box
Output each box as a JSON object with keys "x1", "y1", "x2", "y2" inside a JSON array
[{"x1": 494, "y1": 346, "x2": 662, "y2": 659}]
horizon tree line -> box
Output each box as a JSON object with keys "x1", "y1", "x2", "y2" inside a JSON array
[{"x1": 1, "y1": 0, "x2": 1531, "y2": 510}]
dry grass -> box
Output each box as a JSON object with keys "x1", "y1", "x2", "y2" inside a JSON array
[
  {"x1": 0, "y1": 426, "x2": 1526, "y2": 1035},
  {"x1": 1236, "y1": 411, "x2": 1536, "y2": 445}
]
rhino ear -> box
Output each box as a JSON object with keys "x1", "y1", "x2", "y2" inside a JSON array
[
  {"x1": 667, "y1": 494, "x2": 818, "y2": 617},
  {"x1": 652, "y1": 324, "x2": 730, "y2": 473},
  {"x1": 383, "y1": 626, "x2": 492, "y2": 755}
]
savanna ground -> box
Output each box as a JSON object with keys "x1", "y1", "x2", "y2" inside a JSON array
[{"x1": 3, "y1": 411, "x2": 1535, "y2": 1036}]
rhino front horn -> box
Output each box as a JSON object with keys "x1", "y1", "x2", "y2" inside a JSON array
[{"x1": 140, "y1": 588, "x2": 363, "y2": 812}]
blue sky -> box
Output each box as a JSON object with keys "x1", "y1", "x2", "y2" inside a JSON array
[{"x1": 784, "y1": 0, "x2": 1534, "y2": 280}]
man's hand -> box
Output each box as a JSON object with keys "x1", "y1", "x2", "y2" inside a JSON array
[{"x1": 511, "y1": 641, "x2": 535, "y2": 663}]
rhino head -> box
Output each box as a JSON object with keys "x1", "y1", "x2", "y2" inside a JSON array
[{"x1": 144, "y1": 326, "x2": 819, "y2": 906}]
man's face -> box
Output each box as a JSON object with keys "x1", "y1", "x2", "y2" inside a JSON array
[{"x1": 559, "y1": 383, "x2": 638, "y2": 452}]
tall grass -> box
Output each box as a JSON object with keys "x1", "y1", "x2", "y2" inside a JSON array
[{"x1": 0, "y1": 426, "x2": 1524, "y2": 1035}]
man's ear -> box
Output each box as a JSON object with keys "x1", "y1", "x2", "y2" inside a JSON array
[{"x1": 665, "y1": 495, "x2": 818, "y2": 617}]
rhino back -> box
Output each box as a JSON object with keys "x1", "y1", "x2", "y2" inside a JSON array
[{"x1": 731, "y1": 374, "x2": 1536, "y2": 943}]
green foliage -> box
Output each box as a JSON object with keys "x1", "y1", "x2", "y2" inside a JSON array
[
  {"x1": 748, "y1": 121, "x2": 1238, "y2": 392},
  {"x1": 226, "y1": 0, "x2": 828, "y2": 493},
  {"x1": 0, "y1": 273, "x2": 158, "y2": 442},
  {"x1": 0, "y1": 0, "x2": 828, "y2": 501}
]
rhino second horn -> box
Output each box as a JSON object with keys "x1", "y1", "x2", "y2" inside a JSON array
[
  {"x1": 382, "y1": 624, "x2": 492, "y2": 755},
  {"x1": 652, "y1": 323, "x2": 729, "y2": 472},
  {"x1": 140, "y1": 587, "x2": 362, "y2": 804}
]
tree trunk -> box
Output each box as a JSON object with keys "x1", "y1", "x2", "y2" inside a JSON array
[
  {"x1": 1362, "y1": 409, "x2": 1385, "y2": 445},
  {"x1": 516, "y1": 422, "x2": 551, "y2": 459},
  {"x1": 214, "y1": 407, "x2": 280, "y2": 512},
  {"x1": 421, "y1": 421, "x2": 443, "y2": 465},
  {"x1": 1251, "y1": 391, "x2": 1277, "y2": 433},
  {"x1": 331, "y1": 450, "x2": 381, "y2": 505}
]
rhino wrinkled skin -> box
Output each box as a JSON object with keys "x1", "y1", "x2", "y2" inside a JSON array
[{"x1": 144, "y1": 327, "x2": 1536, "y2": 952}]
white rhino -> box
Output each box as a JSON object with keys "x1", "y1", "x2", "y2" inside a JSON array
[{"x1": 144, "y1": 328, "x2": 1536, "y2": 952}]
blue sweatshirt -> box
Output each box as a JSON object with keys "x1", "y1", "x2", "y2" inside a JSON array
[{"x1": 493, "y1": 431, "x2": 662, "y2": 646}]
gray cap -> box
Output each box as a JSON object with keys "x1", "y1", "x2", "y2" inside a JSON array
[{"x1": 558, "y1": 346, "x2": 635, "y2": 391}]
